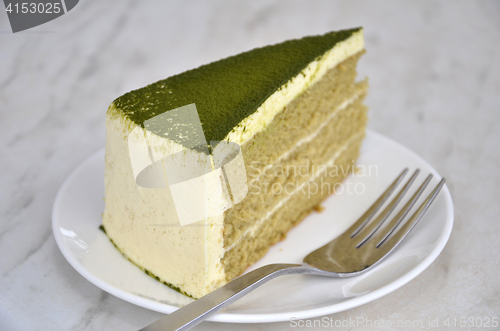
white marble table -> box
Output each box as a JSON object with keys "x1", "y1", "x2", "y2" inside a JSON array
[{"x1": 1, "y1": 1, "x2": 499, "y2": 330}]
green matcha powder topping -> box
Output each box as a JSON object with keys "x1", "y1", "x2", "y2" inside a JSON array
[{"x1": 113, "y1": 28, "x2": 361, "y2": 143}]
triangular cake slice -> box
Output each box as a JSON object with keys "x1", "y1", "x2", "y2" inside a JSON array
[{"x1": 103, "y1": 28, "x2": 368, "y2": 298}]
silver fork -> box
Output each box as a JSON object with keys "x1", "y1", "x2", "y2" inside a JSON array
[{"x1": 142, "y1": 169, "x2": 446, "y2": 331}]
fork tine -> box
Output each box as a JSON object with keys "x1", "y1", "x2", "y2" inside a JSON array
[
  {"x1": 356, "y1": 169, "x2": 420, "y2": 247},
  {"x1": 377, "y1": 178, "x2": 446, "y2": 251},
  {"x1": 349, "y1": 168, "x2": 409, "y2": 237},
  {"x1": 373, "y1": 174, "x2": 433, "y2": 246}
]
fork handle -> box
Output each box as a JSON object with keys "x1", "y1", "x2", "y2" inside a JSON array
[{"x1": 141, "y1": 263, "x2": 307, "y2": 331}]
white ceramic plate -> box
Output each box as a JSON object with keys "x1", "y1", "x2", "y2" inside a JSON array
[{"x1": 52, "y1": 130, "x2": 453, "y2": 323}]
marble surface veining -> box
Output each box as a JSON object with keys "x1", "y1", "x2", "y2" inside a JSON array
[{"x1": 1, "y1": 1, "x2": 499, "y2": 330}]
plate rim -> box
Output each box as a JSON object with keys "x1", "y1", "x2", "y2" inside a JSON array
[{"x1": 52, "y1": 129, "x2": 454, "y2": 323}]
